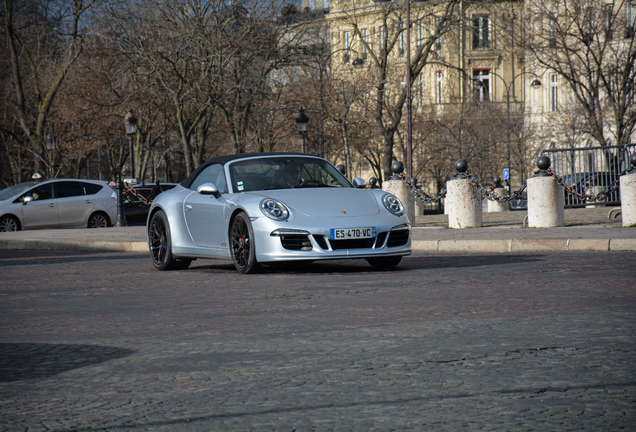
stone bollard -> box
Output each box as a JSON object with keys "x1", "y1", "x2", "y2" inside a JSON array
[
  {"x1": 382, "y1": 162, "x2": 415, "y2": 224},
  {"x1": 620, "y1": 155, "x2": 636, "y2": 227},
  {"x1": 527, "y1": 156, "x2": 564, "y2": 227},
  {"x1": 412, "y1": 178, "x2": 424, "y2": 216},
  {"x1": 446, "y1": 159, "x2": 482, "y2": 228},
  {"x1": 487, "y1": 177, "x2": 509, "y2": 212}
]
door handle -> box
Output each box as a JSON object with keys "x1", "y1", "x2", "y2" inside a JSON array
[
  {"x1": 185, "y1": 204, "x2": 193, "y2": 211},
  {"x1": 85, "y1": 199, "x2": 93, "y2": 204},
  {"x1": 49, "y1": 203, "x2": 56, "y2": 208}
]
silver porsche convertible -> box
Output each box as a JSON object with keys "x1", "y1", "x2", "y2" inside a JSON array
[{"x1": 147, "y1": 153, "x2": 411, "y2": 273}]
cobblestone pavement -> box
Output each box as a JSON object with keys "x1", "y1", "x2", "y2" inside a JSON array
[{"x1": 0, "y1": 250, "x2": 634, "y2": 431}]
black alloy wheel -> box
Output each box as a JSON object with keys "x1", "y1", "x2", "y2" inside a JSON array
[
  {"x1": 230, "y1": 212, "x2": 261, "y2": 274},
  {"x1": 148, "y1": 211, "x2": 191, "y2": 271}
]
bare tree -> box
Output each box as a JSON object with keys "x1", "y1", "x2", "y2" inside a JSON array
[
  {"x1": 2, "y1": 0, "x2": 96, "y2": 175},
  {"x1": 525, "y1": 0, "x2": 636, "y2": 148},
  {"x1": 334, "y1": 0, "x2": 467, "y2": 181}
]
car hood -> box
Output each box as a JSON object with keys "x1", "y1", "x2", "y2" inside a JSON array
[{"x1": 248, "y1": 188, "x2": 381, "y2": 217}]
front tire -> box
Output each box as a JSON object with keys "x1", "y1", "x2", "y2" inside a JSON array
[
  {"x1": 230, "y1": 212, "x2": 261, "y2": 274},
  {"x1": 366, "y1": 256, "x2": 402, "y2": 269},
  {"x1": 148, "y1": 211, "x2": 191, "y2": 271},
  {"x1": 88, "y1": 212, "x2": 110, "y2": 228},
  {"x1": 0, "y1": 215, "x2": 20, "y2": 232}
]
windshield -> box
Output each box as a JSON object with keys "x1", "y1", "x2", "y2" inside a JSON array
[
  {"x1": 0, "y1": 182, "x2": 37, "y2": 201},
  {"x1": 229, "y1": 157, "x2": 352, "y2": 192}
]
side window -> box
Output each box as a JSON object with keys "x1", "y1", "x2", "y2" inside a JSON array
[
  {"x1": 190, "y1": 164, "x2": 227, "y2": 193},
  {"x1": 83, "y1": 183, "x2": 103, "y2": 195},
  {"x1": 56, "y1": 181, "x2": 86, "y2": 198},
  {"x1": 23, "y1": 183, "x2": 54, "y2": 201}
]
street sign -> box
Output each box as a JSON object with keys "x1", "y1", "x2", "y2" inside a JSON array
[{"x1": 503, "y1": 168, "x2": 509, "y2": 180}]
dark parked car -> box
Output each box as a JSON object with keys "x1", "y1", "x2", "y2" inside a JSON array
[
  {"x1": 508, "y1": 191, "x2": 527, "y2": 211},
  {"x1": 121, "y1": 183, "x2": 178, "y2": 225}
]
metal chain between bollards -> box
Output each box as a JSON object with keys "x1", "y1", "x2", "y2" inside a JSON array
[
  {"x1": 397, "y1": 173, "x2": 447, "y2": 204},
  {"x1": 547, "y1": 169, "x2": 625, "y2": 203},
  {"x1": 465, "y1": 173, "x2": 527, "y2": 203},
  {"x1": 123, "y1": 182, "x2": 161, "y2": 208},
  {"x1": 381, "y1": 154, "x2": 634, "y2": 205}
]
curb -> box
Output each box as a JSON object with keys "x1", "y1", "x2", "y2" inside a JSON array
[
  {"x1": 0, "y1": 240, "x2": 149, "y2": 253},
  {"x1": 411, "y1": 238, "x2": 636, "y2": 252},
  {"x1": 1, "y1": 238, "x2": 635, "y2": 253}
]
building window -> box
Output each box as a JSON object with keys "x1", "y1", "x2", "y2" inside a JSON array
[
  {"x1": 418, "y1": 73, "x2": 424, "y2": 105},
  {"x1": 584, "y1": 7, "x2": 594, "y2": 45},
  {"x1": 399, "y1": 21, "x2": 405, "y2": 57},
  {"x1": 417, "y1": 20, "x2": 424, "y2": 50},
  {"x1": 435, "y1": 17, "x2": 443, "y2": 51},
  {"x1": 605, "y1": 4, "x2": 614, "y2": 40},
  {"x1": 344, "y1": 31, "x2": 351, "y2": 64},
  {"x1": 436, "y1": 71, "x2": 443, "y2": 104},
  {"x1": 550, "y1": 73, "x2": 558, "y2": 112},
  {"x1": 361, "y1": 28, "x2": 368, "y2": 60},
  {"x1": 549, "y1": 12, "x2": 558, "y2": 48},
  {"x1": 473, "y1": 69, "x2": 490, "y2": 102},
  {"x1": 472, "y1": 15, "x2": 490, "y2": 50},
  {"x1": 380, "y1": 25, "x2": 387, "y2": 53},
  {"x1": 627, "y1": 1, "x2": 634, "y2": 38}
]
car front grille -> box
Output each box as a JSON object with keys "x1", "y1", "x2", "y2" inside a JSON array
[
  {"x1": 279, "y1": 230, "x2": 408, "y2": 252},
  {"x1": 280, "y1": 234, "x2": 312, "y2": 251},
  {"x1": 387, "y1": 229, "x2": 409, "y2": 247}
]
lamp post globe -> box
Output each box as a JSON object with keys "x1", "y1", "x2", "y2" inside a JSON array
[{"x1": 296, "y1": 109, "x2": 309, "y2": 153}]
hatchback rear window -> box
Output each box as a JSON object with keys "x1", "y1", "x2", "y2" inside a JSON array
[{"x1": 84, "y1": 183, "x2": 103, "y2": 195}]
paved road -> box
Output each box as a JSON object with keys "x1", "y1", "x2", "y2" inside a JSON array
[{"x1": 0, "y1": 250, "x2": 634, "y2": 431}]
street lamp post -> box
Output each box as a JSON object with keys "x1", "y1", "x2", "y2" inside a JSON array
[
  {"x1": 114, "y1": 172, "x2": 127, "y2": 227},
  {"x1": 296, "y1": 109, "x2": 309, "y2": 153},
  {"x1": 374, "y1": 0, "x2": 428, "y2": 178},
  {"x1": 124, "y1": 110, "x2": 137, "y2": 180},
  {"x1": 474, "y1": 73, "x2": 541, "y2": 188},
  {"x1": 46, "y1": 133, "x2": 55, "y2": 178}
]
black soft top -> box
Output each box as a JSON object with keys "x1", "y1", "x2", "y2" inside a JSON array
[{"x1": 180, "y1": 152, "x2": 313, "y2": 188}]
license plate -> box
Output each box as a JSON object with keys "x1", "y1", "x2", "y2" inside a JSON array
[{"x1": 330, "y1": 227, "x2": 376, "y2": 240}]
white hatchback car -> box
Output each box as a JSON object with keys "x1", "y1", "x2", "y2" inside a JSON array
[{"x1": 0, "y1": 179, "x2": 118, "y2": 232}]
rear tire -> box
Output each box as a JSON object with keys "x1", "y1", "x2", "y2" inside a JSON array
[
  {"x1": 230, "y1": 212, "x2": 261, "y2": 274},
  {"x1": 148, "y1": 211, "x2": 191, "y2": 271},
  {"x1": 88, "y1": 212, "x2": 110, "y2": 228},
  {"x1": 366, "y1": 256, "x2": 402, "y2": 269},
  {"x1": 0, "y1": 215, "x2": 20, "y2": 232}
]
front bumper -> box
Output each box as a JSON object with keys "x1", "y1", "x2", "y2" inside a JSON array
[{"x1": 252, "y1": 214, "x2": 411, "y2": 263}]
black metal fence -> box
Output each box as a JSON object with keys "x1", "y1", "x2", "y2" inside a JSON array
[{"x1": 538, "y1": 144, "x2": 635, "y2": 207}]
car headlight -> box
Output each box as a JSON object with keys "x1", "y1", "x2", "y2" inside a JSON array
[
  {"x1": 382, "y1": 194, "x2": 404, "y2": 216},
  {"x1": 260, "y1": 198, "x2": 290, "y2": 221}
]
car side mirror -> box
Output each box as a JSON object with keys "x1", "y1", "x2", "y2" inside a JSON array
[
  {"x1": 197, "y1": 182, "x2": 221, "y2": 198},
  {"x1": 23, "y1": 196, "x2": 33, "y2": 204},
  {"x1": 352, "y1": 177, "x2": 366, "y2": 188}
]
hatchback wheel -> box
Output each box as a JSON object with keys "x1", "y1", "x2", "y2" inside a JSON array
[
  {"x1": 230, "y1": 212, "x2": 261, "y2": 274},
  {"x1": 88, "y1": 212, "x2": 110, "y2": 228},
  {"x1": 0, "y1": 215, "x2": 20, "y2": 232}
]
